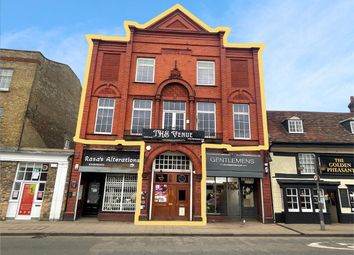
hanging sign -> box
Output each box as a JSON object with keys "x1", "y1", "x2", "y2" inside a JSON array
[{"x1": 319, "y1": 156, "x2": 354, "y2": 175}]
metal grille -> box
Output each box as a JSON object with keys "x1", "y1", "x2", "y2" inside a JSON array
[
  {"x1": 102, "y1": 174, "x2": 137, "y2": 212},
  {"x1": 154, "y1": 154, "x2": 191, "y2": 171}
]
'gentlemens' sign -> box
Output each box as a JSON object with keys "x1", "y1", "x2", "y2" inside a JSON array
[
  {"x1": 206, "y1": 153, "x2": 263, "y2": 178},
  {"x1": 142, "y1": 129, "x2": 204, "y2": 142}
]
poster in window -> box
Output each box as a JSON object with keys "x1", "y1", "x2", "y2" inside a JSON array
[
  {"x1": 18, "y1": 184, "x2": 36, "y2": 215},
  {"x1": 154, "y1": 184, "x2": 167, "y2": 202}
]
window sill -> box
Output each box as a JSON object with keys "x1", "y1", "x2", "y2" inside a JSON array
[
  {"x1": 133, "y1": 81, "x2": 156, "y2": 85},
  {"x1": 195, "y1": 84, "x2": 217, "y2": 87},
  {"x1": 0, "y1": 88, "x2": 10, "y2": 92}
]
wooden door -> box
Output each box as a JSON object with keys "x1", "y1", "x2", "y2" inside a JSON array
[{"x1": 152, "y1": 173, "x2": 190, "y2": 220}]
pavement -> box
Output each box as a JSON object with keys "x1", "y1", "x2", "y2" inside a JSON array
[{"x1": 0, "y1": 219, "x2": 353, "y2": 237}]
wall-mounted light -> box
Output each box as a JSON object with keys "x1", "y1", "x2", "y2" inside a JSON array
[
  {"x1": 146, "y1": 145, "x2": 152, "y2": 151},
  {"x1": 264, "y1": 162, "x2": 269, "y2": 174}
]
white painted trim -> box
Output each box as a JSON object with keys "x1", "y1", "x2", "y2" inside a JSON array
[
  {"x1": 49, "y1": 161, "x2": 69, "y2": 220},
  {"x1": 0, "y1": 151, "x2": 71, "y2": 163}
]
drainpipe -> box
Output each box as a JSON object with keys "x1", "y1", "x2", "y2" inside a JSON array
[{"x1": 260, "y1": 178, "x2": 265, "y2": 224}]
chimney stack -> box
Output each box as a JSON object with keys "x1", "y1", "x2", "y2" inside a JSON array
[{"x1": 348, "y1": 96, "x2": 354, "y2": 113}]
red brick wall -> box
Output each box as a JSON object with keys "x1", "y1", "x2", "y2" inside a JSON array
[{"x1": 66, "y1": 14, "x2": 268, "y2": 221}]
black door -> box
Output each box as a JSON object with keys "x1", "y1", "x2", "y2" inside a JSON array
[{"x1": 83, "y1": 181, "x2": 102, "y2": 216}]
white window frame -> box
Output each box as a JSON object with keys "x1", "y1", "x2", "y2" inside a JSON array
[
  {"x1": 350, "y1": 121, "x2": 354, "y2": 134},
  {"x1": 135, "y1": 58, "x2": 155, "y2": 83},
  {"x1": 288, "y1": 118, "x2": 304, "y2": 133},
  {"x1": 233, "y1": 104, "x2": 251, "y2": 139},
  {"x1": 349, "y1": 190, "x2": 354, "y2": 212},
  {"x1": 10, "y1": 162, "x2": 48, "y2": 202},
  {"x1": 162, "y1": 101, "x2": 186, "y2": 130},
  {"x1": 299, "y1": 188, "x2": 313, "y2": 212},
  {"x1": 197, "y1": 61, "x2": 215, "y2": 86},
  {"x1": 196, "y1": 102, "x2": 216, "y2": 138},
  {"x1": 94, "y1": 98, "x2": 115, "y2": 134},
  {"x1": 286, "y1": 188, "x2": 299, "y2": 212},
  {"x1": 0, "y1": 69, "x2": 14, "y2": 91},
  {"x1": 313, "y1": 188, "x2": 327, "y2": 213},
  {"x1": 298, "y1": 153, "x2": 316, "y2": 174},
  {"x1": 130, "y1": 99, "x2": 152, "y2": 135}
]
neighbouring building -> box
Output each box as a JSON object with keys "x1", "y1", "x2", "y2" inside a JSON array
[
  {"x1": 0, "y1": 49, "x2": 81, "y2": 220},
  {"x1": 268, "y1": 103, "x2": 354, "y2": 224},
  {"x1": 64, "y1": 4, "x2": 271, "y2": 225}
]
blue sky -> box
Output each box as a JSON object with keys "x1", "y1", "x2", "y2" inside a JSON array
[{"x1": 1, "y1": 0, "x2": 353, "y2": 112}]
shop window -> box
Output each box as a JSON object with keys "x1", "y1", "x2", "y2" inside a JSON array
[
  {"x1": 163, "y1": 101, "x2": 186, "y2": 130},
  {"x1": 36, "y1": 183, "x2": 46, "y2": 201},
  {"x1": 286, "y1": 188, "x2": 299, "y2": 212},
  {"x1": 299, "y1": 188, "x2": 312, "y2": 212},
  {"x1": 11, "y1": 182, "x2": 21, "y2": 200},
  {"x1": 94, "y1": 98, "x2": 115, "y2": 134},
  {"x1": 197, "y1": 61, "x2": 215, "y2": 85},
  {"x1": 197, "y1": 102, "x2": 216, "y2": 138},
  {"x1": 349, "y1": 190, "x2": 354, "y2": 212},
  {"x1": 298, "y1": 153, "x2": 316, "y2": 174},
  {"x1": 206, "y1": 177, "x2": 227, "y2": 214},
  {"x1": 102, "y1": 174, "x2": 137, "y2": 212},
  {"x1": 233, "y1": 104, "x2": 251, "y2": 139},
  {"x1": 131, "y1": 99, "x2": 152, "y2": 135},
  {"x1": 313, "y1": 189, "x2": 327, "y2": 213},
  {"x1": 0, "y1": 69, "x2": 13, "y2": 91},
  {"x1": 135, "y1": 58, "x2": 155, "y2": 83},
  {"x1": 11, "y1": 163, "x2": 48, "y2": 201},
  {"x1": 288, "y1": 117, "x2": 303, "y2": 133}
]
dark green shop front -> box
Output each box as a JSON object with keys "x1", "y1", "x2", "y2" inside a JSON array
[{"x1": 206, "y1": 153, "x2": 264, "y2": 221}]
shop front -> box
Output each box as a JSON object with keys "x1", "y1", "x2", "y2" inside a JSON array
[
  {"x1": 76, "y1": 150, "x2": 140, "y2": 221},
  {"x1": 273, "y1": 154, "x2": 354, "y2": 224},
  {"x1": 205, "y1": 152, "x2": 265, "y2": 221}
]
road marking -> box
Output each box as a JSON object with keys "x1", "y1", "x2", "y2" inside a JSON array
[{"x1": 308, "y1": 242, "x2": 354, "y2": 251}]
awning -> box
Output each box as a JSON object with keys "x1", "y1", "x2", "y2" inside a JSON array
[{"x1": 79, "y1": 166, "x2": 138, "y2": 174}]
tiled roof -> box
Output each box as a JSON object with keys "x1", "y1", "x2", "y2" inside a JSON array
[{"x1": 267, "y1": 111, "x2": 354, "y2": 144}]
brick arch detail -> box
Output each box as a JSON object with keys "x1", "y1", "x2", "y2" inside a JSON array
[
  {"x1": 93, "y1": 83, "x2": 121, "y2": 97},
  {"x1": 144, "y1": 144, "x2": 200, "y2": 171},
  {"x1": 228, "y1": 89, "x2": 254, "y2": 103},
  {"x1": 156, "y1": 79, "x2": 195, "y2": 100}
]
